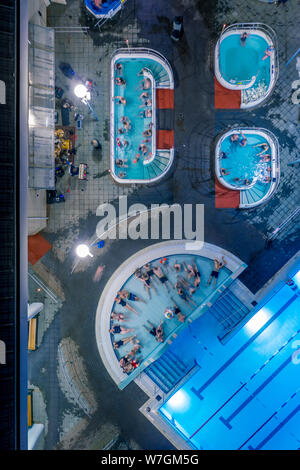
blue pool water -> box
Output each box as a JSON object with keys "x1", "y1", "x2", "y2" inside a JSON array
[
  {"x1": 219, "y1": 133, "x2": 272, "y2": 187},
  {"x1": 160, "y1": 272, "x2": 300, "y2": 450},
  {"x1": 110, "y1": 254, "x2": 231, "y2": 364},
  {"x1": 219, "y1": 33, "x2": 271, "y2": 88},
  {"x1": 113, "y1": 58, "x2": 159, "y2": 180}
]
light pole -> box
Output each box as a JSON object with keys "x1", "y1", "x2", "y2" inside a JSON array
[
  {"x1": 74, "y1": 83, "x2": 99, "y2": 121},
  {"x1": 76, "y1": 244, "x2": 94, "y2": 258}
]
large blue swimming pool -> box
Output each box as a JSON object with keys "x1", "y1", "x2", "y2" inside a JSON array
[
  {"x1": 219, "y1": 33, "x2": 271, "y2": 89},
  {"x1": 160, "y1": 270, "x2": 300, "y2": 450}
]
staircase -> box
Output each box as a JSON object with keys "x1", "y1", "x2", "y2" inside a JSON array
[
  {"x1": 208, "y1": 289, "x2": 250, "y2": 341},
  {"x1": 240, "y1": 180, "x2": 270, "y2": 206},
  {"x1": 143, "y1": 151, "x2": 172, "y2": 180},
  {"x1": 145, "y1": 62, "x2": 170, "y2": 87},
  {"x1": 144, "y1": 350, "x2": 191, "y2": 394}
]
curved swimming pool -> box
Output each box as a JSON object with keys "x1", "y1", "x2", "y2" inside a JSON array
[
  {"x1": 215, "y1": 128, "x2": 280, "y2": 208},
  {"x1": 215, "y1": 24, "x2": 278, "y2": 108},
  {"x1": 110, "y1": 49, "x2": 174, "y2": 184}
]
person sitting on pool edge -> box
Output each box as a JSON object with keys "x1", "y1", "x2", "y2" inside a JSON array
[{"x1": 207, "y1": 256, "x2": 227, "y2": 288}]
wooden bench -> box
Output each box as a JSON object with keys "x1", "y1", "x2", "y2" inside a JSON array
[{"x1": 28, "y1": 318, "x2": 37, "y2": 351}]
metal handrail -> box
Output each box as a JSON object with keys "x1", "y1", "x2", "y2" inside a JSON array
[{"x1": 111, "y1": 47, "x2": 174, "y2": 89}]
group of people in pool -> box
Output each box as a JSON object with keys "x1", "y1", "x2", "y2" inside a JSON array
[
  {"x1": 113, "y1": 63, "x2": 155, "y2": 176},
  {"x1": 240, "y1": 31, "x2": 275, "y2": 61},
  {"x1": 220, "y1": 132, "x2": 272, "y2": 184},
  {"x1": 109, "y1": 256, "x2": 227, "y2": 374}
]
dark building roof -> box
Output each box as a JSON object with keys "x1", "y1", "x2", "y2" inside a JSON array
[{"x1": 0, "y1": 0, "x2": 28, "y2": 450}]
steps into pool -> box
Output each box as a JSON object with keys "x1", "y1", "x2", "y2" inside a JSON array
[
  {"x1": 207, "y1": 288, "x2": 250, "y2": 342},
  {"x1": 143, "y1": 151, "x2": 172, "y2": 180},
  {"x1": 240, "y1": 181, "x2": 269, "y2": 206},
  {"x1": 144, "y1": 350, "x2": 190, "y2": 394}
]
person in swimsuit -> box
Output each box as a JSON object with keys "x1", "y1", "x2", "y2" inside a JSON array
[
  {"x1": 113, "y1": 335, "x2": 138, "y2": 349},
  {"x1": 183, "y1": 262, "x2": 195, "y2": 280},
  {"x1": 253, "y1": 142, "x2": 269, "y2": 156},
  {"x1": 221, "y1": 168, "x2": 230, "y2": 176},
  {"x1": 176, "y1": 276, "x2": 197, "y2": 296},
  {"x1": 159, "y1": 257, "x2": 169, "y2": 271},
  {"x1": 176, "y1": 286, "x2": 197, "y2": 307},
  {"x1": 143, "y1": 263, "x2": 158, "y2": 284},
  {"x1": 239, "y1": 132, "x2": 247, "y2": 147},
  {"x1": 119, "y1": 344, "x2": 141, "y2": 370},
  {"x1": 114, "y1": 296, "x2": 139, "y2": 315},
  {"x1": 262, "y1": 45, "x2": 274, "y2": 61},
  {"x1": 109, "y1": 325, "x2": 134, "y2": 335},
  {"x1": 115, "y1": 62, "x2": 123, "y2": 74},
  {"x1": 143, "y1": 320, "x2": 164, "y2": 343},
  {"x1": 142, "y1": 78, "x2": 151, "y2": 89},
  {"x1": 207, "y1": 256, "x2": 227, "y2": 288},
  {"x1": 240, "y1": 32, "x2": 248, "y2": 46},
  {"x1": 193, "y1": 260, "x2": 201, "y2": 287},
  {"x1": 140, "y1": 91, "x2": 149, "y2": 100},
  {"x1": 153, "y1": 266, "x2": 172, "y2": 291},
  {"x1": 173, "y1": 260, "x2": 181, "y2": 272},
  {"x1": 118, "y1": 290, "x2": 146, "y2": 303},
  {"x1": 115, "y1": 77, "x2": 126, "y2": 86},
  {"x1": 170, "y1": 298, "x2": 186, "y2": 323},
  {"x1": 116, "y1": 158, "x2": 128, "y2": 168},
  {"x1": 111, "y1": 311, "x2": 126, "y2": 322},
  {"x1": 113, "y1": 96, "x2": 126, "y2": 105}
]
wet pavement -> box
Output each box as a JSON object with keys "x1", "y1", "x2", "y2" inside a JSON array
[{"x1": 28, "y1": 0, "x2": 300, "y2": 449}]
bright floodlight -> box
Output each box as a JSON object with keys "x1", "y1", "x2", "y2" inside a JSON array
[
  {"x1": 167, "y1": 390, "x2": 189, "y2": 412},
  {"x1": 74, "y1": 84, "x2": 87, "y2": 99},
  {"x1": 76, "y1": 244, "x2": 93, "y2": 258}
]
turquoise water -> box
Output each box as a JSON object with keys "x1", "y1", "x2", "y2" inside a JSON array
[
  {"x1": 110, "y1": 254, "x2": 231, "y2": 364},
  {"x1": 113, "y1": 58, "x2": 161, "y2": 180},
  {"x1": 159, "y1": 270, "x2": 300, "y2": 450},
  {"x1": 219, "y1": 133, "x2": 272, "y2": 187},
  {"x1": 219, "y1": 33, "x2": 271, "y2": 89}
]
